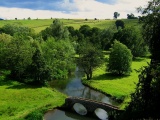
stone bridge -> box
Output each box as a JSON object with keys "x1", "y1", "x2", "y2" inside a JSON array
[{"x1": 62, "y1": 97, "x2": 123, "y2": 119}]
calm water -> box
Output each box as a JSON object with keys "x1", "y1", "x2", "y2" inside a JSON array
[{"x1": 44, "y1": 67, "x2": 119, "y2": 120}]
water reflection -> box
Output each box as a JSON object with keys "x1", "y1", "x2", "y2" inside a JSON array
[
  {"x1": 50, "y1": 68, "x2": 117, "y2": 105},
  {"x1": 44, "y1": 109, "x2": 97, "y2": 120},
  {"x1": 95, "y1": 108, "x2": 108, "y2": 120}
]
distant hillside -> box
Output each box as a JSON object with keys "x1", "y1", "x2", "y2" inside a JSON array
[{"x1": 0, "y1": 19, "x2": 139, "y2": 33}]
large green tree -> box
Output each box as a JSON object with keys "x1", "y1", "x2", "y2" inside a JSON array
[
  {"x1": 25, "y1": 41, "x2": 50, "y2": 85},
  {"x1": 0, "y1": 34, "x2": 34, "y2": 81},
  {"x1": 41, "y1": 37, "x2": 75, "y2": 80},
  {"x1": 77, "y1": 42, "x2": 104, "y2": 80},
  {"x1": 107, "y1": 40, "x2": 132, "y2": 75},
  {"x1": 123, "y1": 0, "x2": 160, "y2": 119}
]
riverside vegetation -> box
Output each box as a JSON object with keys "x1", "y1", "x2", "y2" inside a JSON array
[{"x1": 0, "y1": 4, "x2": 159, "y2": 119}]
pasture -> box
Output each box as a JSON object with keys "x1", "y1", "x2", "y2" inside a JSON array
[{"x1": 0, "y1": 18, "x2": 139, "y2": 33}]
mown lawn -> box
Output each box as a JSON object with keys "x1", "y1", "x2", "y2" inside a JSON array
[
  {"x1": 83, "y1": 56, "x2": 150, "y2": 109},
  {"x1": 0, "y1": 80, "x2": 66, "y2": 120}
]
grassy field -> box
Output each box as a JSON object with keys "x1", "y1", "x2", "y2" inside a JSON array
[
  {"x1": 0, "y1": 78, "x2": 66, "y2": 120},
  {"x1": 82, "y1": 55, "x2": 150, "y2": 109},
  {"x1": 0, "y1": 18, "x2": 139, "y2": 33}
]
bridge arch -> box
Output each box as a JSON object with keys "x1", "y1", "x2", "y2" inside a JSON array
[
  {"x1": 73, "y1": 103, "x2": 87, "y2": 115},
  {"x1": 95, "y1": 108, "x2": 108, "y2": 120}
]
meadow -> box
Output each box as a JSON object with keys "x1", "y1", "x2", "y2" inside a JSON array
[
  {"x1": 0, "y1": 75, "x2": 66, "y2": 120},
  {"x1": 0, "y1": 18, "x2": 139, "y2": 33}
]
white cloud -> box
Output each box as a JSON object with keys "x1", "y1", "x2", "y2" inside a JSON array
[{"x1": 0, "y1": 0, "x2": 148, "y2": 20}]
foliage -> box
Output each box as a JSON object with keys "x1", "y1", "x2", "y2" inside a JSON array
[
  {"x1": 124, "y1": 0, "x2": 160, "y2": 119},
  {"x1": 0, "y1": 34, "x2": 34, "y2": 81},
  {"x1": 108, "y1": 40, "x2": 132, "y2": 75},
  {"x1": 41, "y1": 19, "x2": 69, "y2": 40},
  {"x1": 123, "y1": 65, "x2": 160, "y2": 119},
  {"x1": 25, "y1": 41, "x2": 51, "y2": 85},
  {"x1": 114, "y1": 12, "x2": 120, "y2": 19},
  {"x1": 1, "y1": 24, "x2": 35, "y2": 37},
  {"x1": 78, "y1": 25, "x2": 102, "y2": 49},
  {"x1": 41, "y1": 37, "x2": 75, "y2": 80},
  {"x1": 127, "y1": 13, "x2": 138, "y2": 19},
  {"x1": 138, "y1": 0, "x2": 160, "y2": 63},
  {"x1": 77, "y1": 42, "x2": 104, "y2": 80},
  {"x1": 100, "y1": 26, "x2": 116, "y2": 50},
  {"x1": 113, "y1": 26, "x2": 148, "y2": 57},
  {"x1": 115, "y1": 20, "x2": 125, "y2": 29}
]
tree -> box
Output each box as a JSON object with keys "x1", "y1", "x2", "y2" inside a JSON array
[
  {"x1": 0, "y1": 34, "x2": 34, "y2": 81},
  {"x1": 115, "y1": 20, "x2": 125, "y2": 29},
  {"x1": 113, "y1": 26, "x2": 148, "y2": 57},
  {"x1": 77, "y1": 42, "x2": 104, "y2": 80},
  {"x1": 127, "y1": 13, "x2": 138, "y2": 19},
  {"x1": 107, "y1": 40, "x2": 132, "y2": 75},
  {"x1": 100, "y1": 26, "x2": 116, "y2": 50},
  {"x1": 1, "y1": 24, "x2": 35, "y2": 37},
  {"x1": 41, "y1": 37, "x2": 75, "y2": 80},
  {"x1": 114, "y1": 12, "x2": 120, "y2": 19},
  {"x1": 123, "y1": 0, "x2": 160, "y2": 119},
  {"x1": 41, "y1": 19, "x2": 69, "y2": 40},
  {"x1": 25, "y1": 41, "x2": 50, "y2": 85},
  {"x1": 79, "y1": 25, "x2": 91, "y2": 37}
]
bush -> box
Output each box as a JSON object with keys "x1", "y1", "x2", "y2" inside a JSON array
[{"x1": 107, "y1": 40, "x2": 132, "y2": 75}]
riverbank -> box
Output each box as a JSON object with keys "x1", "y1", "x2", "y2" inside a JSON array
[
  {"x1": 0, "y1": 79, "x2": 66, "y2": 120},
  {"x1": 82, "y1": 57, "x2": 150, "y2": 109}
]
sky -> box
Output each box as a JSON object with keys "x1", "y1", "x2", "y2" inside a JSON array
[{"x1": 0, "y1": 0, "x2": 148, "y2": 20}]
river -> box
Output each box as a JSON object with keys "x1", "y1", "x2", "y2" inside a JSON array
[{"x1": 44, "y1": 67, "x2": 119, "y2": 120}]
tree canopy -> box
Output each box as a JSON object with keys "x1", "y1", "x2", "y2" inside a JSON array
[
  {"x1": 77, "y1": 42, "x2": 104, "y2": 80},
  {"x1": 107, "y1": 40, "x2": 132, "y2": 75},
  {"x1": 124, "y1": 0, "x2": 160, "y2": 119},
  {"x1": 113, "y1": 26, "x2": 148, "y2": 57},
  {"x1": 114, "y1": 12, "x2": 120, "y2": 19}
]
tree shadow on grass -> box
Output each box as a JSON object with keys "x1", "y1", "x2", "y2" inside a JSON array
[
  {"x1": 0, "y1": 79, "x2": 41, "y2": 89},
  {"x1": 133, "y1": 57, "x2": 150, "y2": 62},
  {"x1": 6, "y1": 83, "x2": 40, "y2": 89},
  {"x1": 92, "y1": 73, "x2": 130, "y2": 81}
]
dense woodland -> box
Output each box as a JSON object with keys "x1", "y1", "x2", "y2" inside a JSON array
[{"x1": 0, "y1": 0, "x2": 160, "y2": 119}]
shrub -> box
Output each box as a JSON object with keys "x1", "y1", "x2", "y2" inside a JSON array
[{"x1": 107, "y1": 40, "x2": 132, "y2": 75}]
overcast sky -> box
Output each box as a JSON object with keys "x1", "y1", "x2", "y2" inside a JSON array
[{"x1": 0, "y1": 0, "x2": 148, "y2": 20}]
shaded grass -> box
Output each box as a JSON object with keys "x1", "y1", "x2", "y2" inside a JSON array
[
  {"x1": 82, "y1": 56, "x2": 150, "y2": 109},
  {"x1": 0, "y1": 80, "x2": 66, "y2": 120}
]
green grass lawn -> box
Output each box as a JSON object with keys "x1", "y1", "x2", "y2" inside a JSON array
[
  {"x1": 82, "y1": 56, "x2": 150, "y2": 109},
  {"x1": 0, "y1": 19, "x2": 139, "y2": 33},
  {"x1": 0, "y1": 80, "x2": 66, "y2": 120}
]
